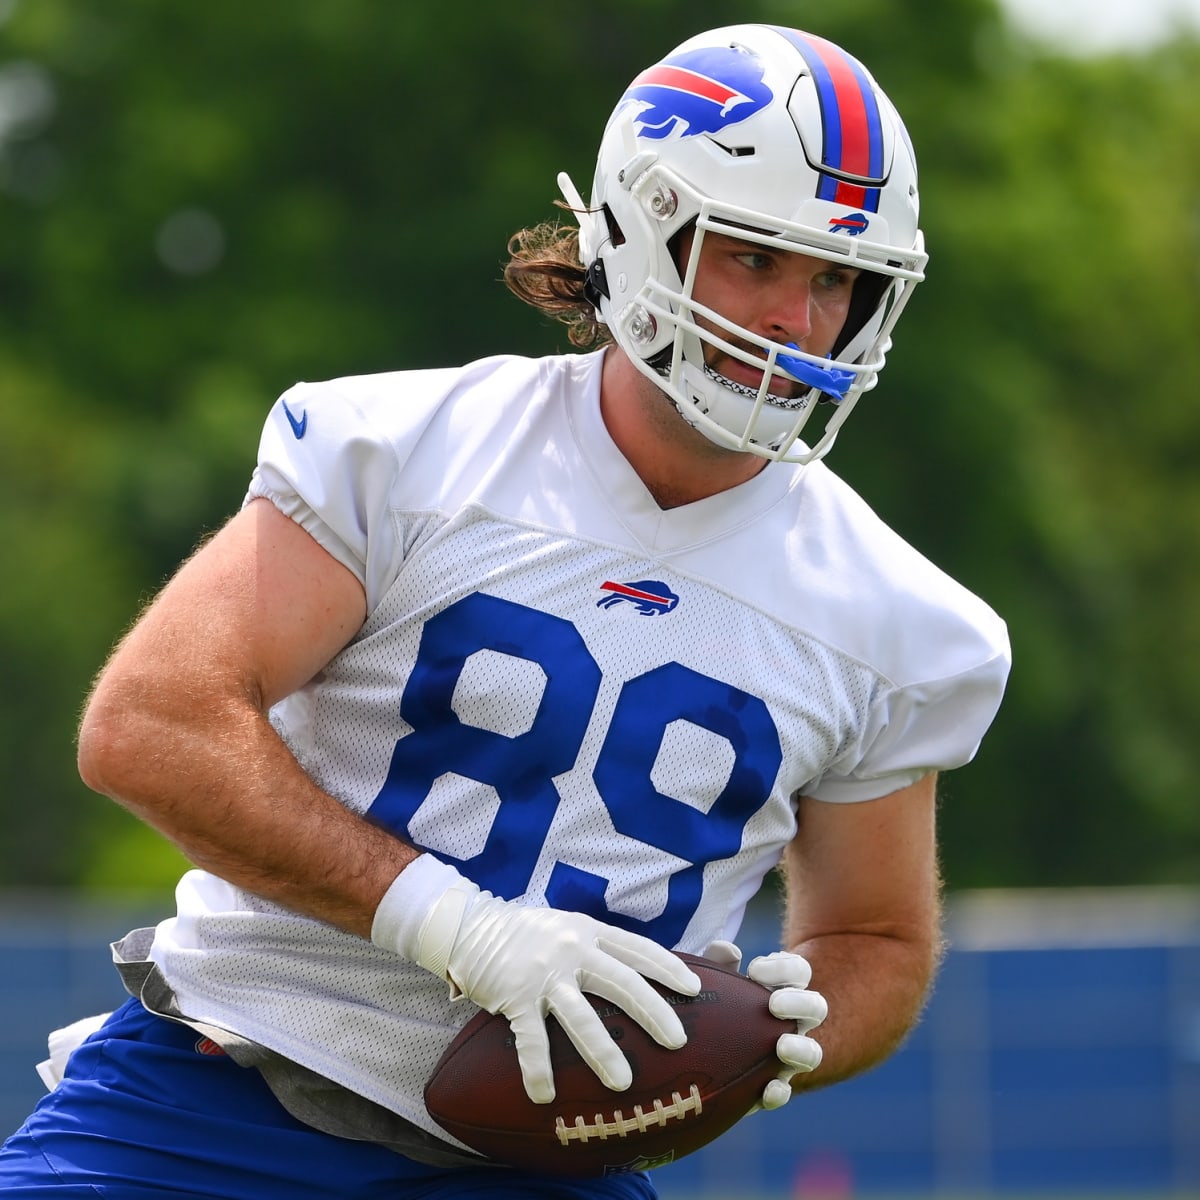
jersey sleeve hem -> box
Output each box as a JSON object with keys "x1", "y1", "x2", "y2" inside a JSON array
[
  {"x1": 804, "y1": 766, "x2": 932, "y2": 804},
  {"x1": 803, "y1": 641, "x2": 1010, "y2": 804},
  {"x1": 245, "y1": 470, "x2": 366, "y2": 589}
]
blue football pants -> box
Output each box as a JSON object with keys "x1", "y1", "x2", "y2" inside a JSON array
[{"x1": 0, "y1": 998, "x2": 658, "y2": 1200}]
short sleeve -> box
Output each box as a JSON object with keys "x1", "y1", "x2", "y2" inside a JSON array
[
  {"x1": 806, "y1": 641, "x2": 1010, "y2": 803},
  {"x1": 244, "y1": 380, "x2": 402, "y2": 608}
]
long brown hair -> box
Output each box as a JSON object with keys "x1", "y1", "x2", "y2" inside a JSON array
[{"x1": 503, "y1": 217, "x2": 611, "y2": 349}]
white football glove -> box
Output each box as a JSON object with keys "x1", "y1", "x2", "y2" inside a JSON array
[
  {"x1": 704, "y1": 941, "x2": 827, "y2": 1111},
  {"x1": 374, "y1": 855, "x2": 701, "y2": 1105}
]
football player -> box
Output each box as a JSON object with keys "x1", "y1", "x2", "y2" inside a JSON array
[{"x1": 1, "y1": 24, "x2": 1008, "y2": 1199}]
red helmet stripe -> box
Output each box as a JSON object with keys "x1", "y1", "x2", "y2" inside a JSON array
[
  {"x1": 797, "y1": 33, "x2": 877, "y2": 177},
  {"x1": 833, "y1": 181, "x2": 869, "y2": 207},
  {"x1": 629, "y1": 64, "x2": 744, "y2": 111},
  {"x1": 768, "y1": 26, "x2": 886, "y2": 209}
]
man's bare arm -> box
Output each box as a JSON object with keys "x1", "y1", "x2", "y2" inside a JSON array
[
  {"x1": 77, "y1": 498, "x2": 413, "y2": 937},
  {"x1": 781, "y1": 774, "x2": 943, "y2": 1091}
]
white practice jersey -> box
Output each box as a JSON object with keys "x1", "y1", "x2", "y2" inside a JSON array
[{"x1": 144, "y1": 349, "x2": 1009, "y2": 1144}]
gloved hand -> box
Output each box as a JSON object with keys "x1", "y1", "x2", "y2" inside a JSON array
[
  {"x1": 704, "y1": 941, "x2": 827, "y2": 1110},
  {"x1": 373, "y1": 855, "x2": 701, "y2": 1104}
]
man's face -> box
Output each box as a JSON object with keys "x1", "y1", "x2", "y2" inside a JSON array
[{"x1": 680, "y1": 230, "x2": 860, "y2": 398}]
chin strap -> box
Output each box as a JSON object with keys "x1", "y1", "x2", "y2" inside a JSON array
[{"x1": 776, "y1": 344, "x2": 855, "y2": 403}]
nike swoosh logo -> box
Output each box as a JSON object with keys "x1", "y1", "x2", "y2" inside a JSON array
[{"x1": 281, "y1": 399, "x2": 308, "y2": 439}]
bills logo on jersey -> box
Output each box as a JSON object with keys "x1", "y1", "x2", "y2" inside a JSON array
[
  {"x1": 619, "y1": 46, "x2": 772, "y2": 141},
  {"x1": 596, "y1": 579, "x2": 680, "y2": 615},
  {"x1": 829, "y1": 212, "x2": 869, "y2": 236}
]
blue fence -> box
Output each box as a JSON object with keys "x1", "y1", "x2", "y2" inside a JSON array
[
  {"x1": 658, "y1": 889, "x2": 1200, "y2": 1197},
  {"x1": 2, "y1": 889, "x2": 1198, "y2": 1196}
]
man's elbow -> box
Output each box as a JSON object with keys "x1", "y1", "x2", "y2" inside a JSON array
[{"x1": 76, "y1": 679, "x2": 141, "y2": 799}]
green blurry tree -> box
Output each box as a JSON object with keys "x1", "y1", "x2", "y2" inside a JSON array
[{"x1": 0, "y1": 0, "x2": 1196, "y2": 892}]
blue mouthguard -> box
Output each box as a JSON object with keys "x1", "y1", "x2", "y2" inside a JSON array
[{"x1": 775, "y1": 344, "x2": 855, "y2": 402}]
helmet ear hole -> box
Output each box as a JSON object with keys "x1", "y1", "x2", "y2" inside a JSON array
[{"x1": 602, "y1": 204, "x2": 626, "y2": 247}]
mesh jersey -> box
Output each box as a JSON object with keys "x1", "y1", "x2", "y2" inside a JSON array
[{"x1": 145, "y1": 350, "x2": 1009, "y2": 1145}]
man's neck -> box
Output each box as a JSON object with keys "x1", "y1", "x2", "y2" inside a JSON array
[{"x1": 599, "y1": 349, "x2": 768, "y2": 510}]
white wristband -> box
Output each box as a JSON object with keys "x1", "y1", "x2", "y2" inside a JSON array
[{"x1": 370, "y1": 854, "x2": 473, "y2": 966}]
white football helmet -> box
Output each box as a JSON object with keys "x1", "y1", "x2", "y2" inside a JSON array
[{"x1": 559, "y1": 24, "x2": 927, "y2": 463}]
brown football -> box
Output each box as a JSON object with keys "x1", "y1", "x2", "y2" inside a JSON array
[{"x1": 423, "y1": 952, "x2": 784, "y2": 1176}]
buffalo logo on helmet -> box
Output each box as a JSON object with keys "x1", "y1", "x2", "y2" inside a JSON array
[
  {"x1": 618, "y1": 46, "x2": 773, "y2": 141},
  {"x1": 828, "y1": 212, "x2": 870, "y2": 236}
]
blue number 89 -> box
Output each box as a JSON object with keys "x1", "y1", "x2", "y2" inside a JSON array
[{"x1": 368, "y1": 592, "x2": 781, "y2": 944}]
